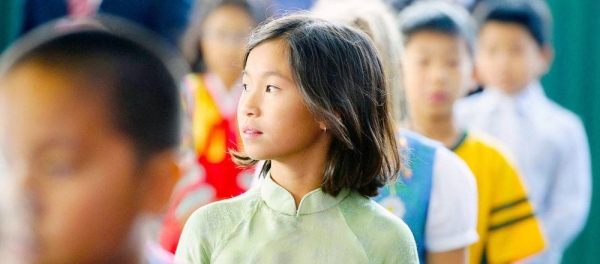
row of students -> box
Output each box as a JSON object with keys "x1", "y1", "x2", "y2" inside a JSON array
[
  {"x1": 242, "y1": 0, "x2": 589, "y2": 263},
  {"x1": 0, "y1": 9, "x2": 422, "y2": 264},
  {"x1": 0, "y1": 0, "x2": 590, "y2": 263},
  {"x1": 313, "y1": 0, "x2": 545, "y2": 263},
  {"x1": 396, "y1": 1, "x2": 546, "y2": 263},
  {"x1": 353, "y1": 0, "x2": 590, "y2": 263},
  {"x1": 311, "y1": 1, "x2": 480, "y2": 263},
  {"x1": 169, "y1": 0, "x2": 588, "y2": 263}
]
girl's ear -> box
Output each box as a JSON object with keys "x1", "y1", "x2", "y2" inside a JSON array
[
  {"x1": 318, "y1": 121, "x2": 327, "y2": 133},
  {"x1": 139, "y1": 150, "x2": 182, "y2": 214}
]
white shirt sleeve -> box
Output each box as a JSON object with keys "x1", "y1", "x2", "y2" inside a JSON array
[{"x1": 425, "y1": 147, "x2": 479, "y2": 252}]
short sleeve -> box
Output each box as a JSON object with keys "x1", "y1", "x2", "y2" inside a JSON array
[
  {"x1": 486, "y1": 150, "x2": 545, "y2": 263},
  {"x1": 425, "y1": 147, "x2": 479, "y2": 252}
]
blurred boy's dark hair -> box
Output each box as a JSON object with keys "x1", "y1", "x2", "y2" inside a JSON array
[
  {"x1": 0, "y1": 16, "x2": 189, "y2": 163},
  {"x1": 473, "y1": 0, "x2": 553, "y2": 47},
  {"x1": 398, "y1": 1, "x2": 477, "y2": 55}
]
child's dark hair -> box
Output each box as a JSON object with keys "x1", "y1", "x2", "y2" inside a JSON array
[
  {"x1": 181, "y1": 0, "x2": 271, "y2": 72},
  {"x1": 232, "y1": 14, "x2": 401, "y2": 197},
  {"x1": 398, "y1": 1, "x2": 477, "y2": 55},
  {"x1": 0, "y1": 17, "x2": 188, "y2": 164},
  {"x1": 473, "y1": 0, "x2": 552, "y2": 47}
]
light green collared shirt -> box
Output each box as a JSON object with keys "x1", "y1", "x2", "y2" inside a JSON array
[{"x1": 175, "y1": 174, "x2": 418, "y2": 264}]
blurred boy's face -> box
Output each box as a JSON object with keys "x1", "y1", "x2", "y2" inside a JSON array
[
  {"x1": 402, "y1": 31, "x2": 474, "y2": 120},
  {"x1": 0, "y1": 62, "x2": 145, "y2": 263},
  {"x1": 201, "y1": 5, "x2": 256, "y2": 83},
  {"x1": 476, "y1": 21, "x2": 549, "y2": 94}
]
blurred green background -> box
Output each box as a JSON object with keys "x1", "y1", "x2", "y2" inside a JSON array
[
  {"x1": 0, "y1": 0, "x2": 23, "y2": 54},
  {"x1": 0, "y1": 0, "x2": 598, "y2": 263},
  {"x1": 544, "y1": 0, "x2": 600, "y2": 263}
]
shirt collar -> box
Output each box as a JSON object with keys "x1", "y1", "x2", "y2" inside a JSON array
[
  {"x1": 260, "y1": 172, "x2": 350, "y2": 216},
  {"x1": 482, "y1": 81, "x2": 546, "y2": 117}
]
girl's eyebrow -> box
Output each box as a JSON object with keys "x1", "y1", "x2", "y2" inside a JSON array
[{"x1": 242, "y1": 69, "x2": 293, "y2": 82}]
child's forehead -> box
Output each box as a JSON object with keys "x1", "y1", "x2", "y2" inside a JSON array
[
  {"x1": 246, "y1": 39, "x2": 290, "y2": 66},
  {"x1": 0, "y1": 62, "x2": 110, "y2": 122},
  {"x1": 406, "y1": 30, "x2": 471, "y2": 53},
  {"x1": 2, "y1": 61, "x2": 95, "y2": 98},
  {"x1": 0, "y1": 63, "x2": 119, "y2": 153},
  {"x1": 480, "y1": 21, "x2": 532, "y2": 39}
]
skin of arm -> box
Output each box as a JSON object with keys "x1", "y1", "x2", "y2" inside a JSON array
[{"x1": 427, "y1": 247, "x2": 468, "y2": 264}]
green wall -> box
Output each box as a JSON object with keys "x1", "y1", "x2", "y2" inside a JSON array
[
  {"x1": 0, "y1": 0, "x2": 23, "y2": 53},
  {"x1": 543, "y1": 0, "x2": 600, "y2": 263}
]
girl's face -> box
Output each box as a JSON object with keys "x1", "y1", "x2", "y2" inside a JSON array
[
  {"x1": 200, "y1": 5, "x2": 256, "y2": 81},
  {"x1": 0, "y1": 62, "x2": 146, "y2": 263},
  {"x1": 238, "y1": 39, "x2": 329, "y2": 163}
]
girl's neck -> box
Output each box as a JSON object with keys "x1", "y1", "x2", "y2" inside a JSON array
[
  {"x1": 269, "y1": 137, "x2": 331, "y2": 208},
  {"x1": 405, "y1": 113, "x2": 462, "y2": 148},
  {"x1": 270, "y1": 162, "x2": 323, "y2": 208}
]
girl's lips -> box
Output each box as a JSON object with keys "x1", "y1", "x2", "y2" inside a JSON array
[{"x1": 241, "y1": 126, "x2": 263, "y2": 139}]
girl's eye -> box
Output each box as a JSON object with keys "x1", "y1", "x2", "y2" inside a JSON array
[
  {"x1": 266, "y1": 85, "x2": 279, "y2": 93},
  {"x1": 241, "y1": 83, "x2": 249, "y2": 92}
]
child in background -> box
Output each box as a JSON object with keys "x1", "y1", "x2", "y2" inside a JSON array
[
  {"x1": 312, "y1": 1, "x2": 479, "y2": 263},
  {"x1": 312, "y1": 0, "x2": 403, "y2": 121},
  {"x1": 0, "y1": 17, "x2": 186, "y2": 264},
  {"x1": 455, "y1": 0, "x2": 591, "y2": 263},
  {"x1": 175, "y1": 14, "x2": 418, "y2": 263},
  {"x1": 159, "y1": 0, "x2": 270, "y2": 253},
  {"x1": 398, "y1": 1, "x2": 546, "y2": 263}
]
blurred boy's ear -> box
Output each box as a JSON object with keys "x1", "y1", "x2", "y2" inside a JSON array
[
  {"x1": 465, "y1": 65, "x2": 483, "y2": 95},
  {"x1": 539, "y1": 45, "x2": 555, "y2": 75},
  {"x1": 465, "y1": 62, "x2": 479, "y2": 95},
  {"x1": 140, "y1": 150, "x2": 182, "y2": 214}
]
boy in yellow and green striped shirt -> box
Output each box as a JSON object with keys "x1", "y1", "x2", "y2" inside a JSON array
[{"x1": 398, "y1": 1, "x2": 545, "y2": 263}]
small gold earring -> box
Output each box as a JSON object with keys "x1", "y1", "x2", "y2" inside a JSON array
[{"x1": 324, "y1": 126, "x2": 327, "y2": 133}]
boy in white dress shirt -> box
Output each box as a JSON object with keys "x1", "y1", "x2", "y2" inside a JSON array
[{"x1": 455, "y1": 0, "x2": 591, "y2": 263}]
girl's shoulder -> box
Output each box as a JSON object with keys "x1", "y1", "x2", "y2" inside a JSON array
[
  {"x1": 339, "y1": 191, "x2": 418, "y2": 262},
  {"x1": 186, "y1": 188, "x2": 262, "y2": 233},
  {"x1": 200, "y1": 187, "x2": 260, "y2": 211},
  {"x1": 341, "y1": 191, "x2": 415, "y2": 238}
]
